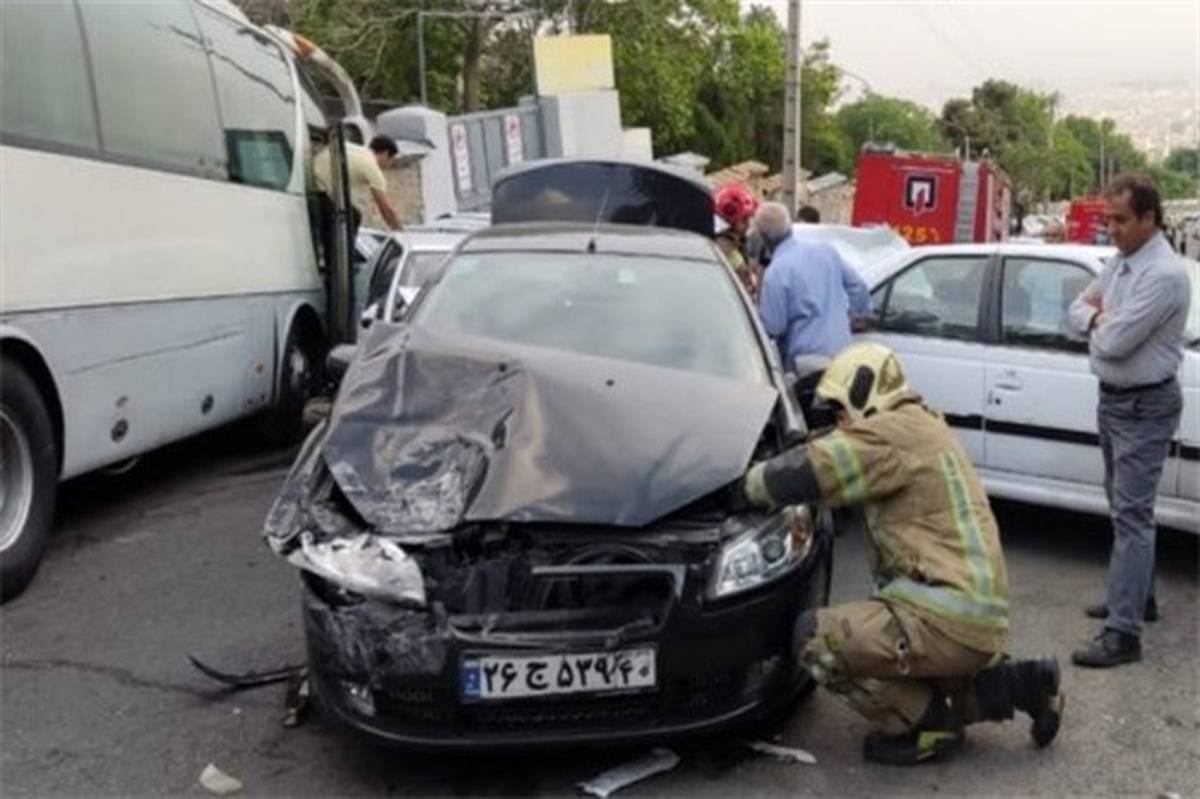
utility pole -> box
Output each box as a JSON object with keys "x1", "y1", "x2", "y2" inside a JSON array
[
  {"x1": 781, "y1": 0, "x2": 802, "y2": 216},
  {"x1": 1099, "y1": 125, "x2": 1106, "y2": 193},
  {"x1": 417, "y1": 11, "x2": 427, "y2": 106}
]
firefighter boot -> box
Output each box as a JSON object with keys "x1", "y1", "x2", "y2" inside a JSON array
[
  {"x1": 973, "y1": 657, "x2": 1063, "y2": 747},
  {"x1": 862, "y1": 689, "x2": 965, "y2": 766}
]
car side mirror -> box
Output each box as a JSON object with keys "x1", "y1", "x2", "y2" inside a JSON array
[
  {"x1": 392, "y1": 286, "x2": 421, "y2": 322},
  {"x1": 326, "y1": 344, "x2": 356, "y2": 384},
  {"x1": 397, "y1": 286, "x2": 420, "y2": 308},
  {"x1": 360, "y1": 302, "x2": 380, "y2": 330}
]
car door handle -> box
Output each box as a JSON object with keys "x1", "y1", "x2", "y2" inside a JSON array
[{"x1": 992, "y1": 369, "x2": 1023, "y2": 391}]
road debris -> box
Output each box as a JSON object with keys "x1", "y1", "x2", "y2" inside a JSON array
[
  {"x1": 578, "y1": 748, "x2": 681, "y2": 798},
  {"x1": 199, "y1": 763, "x2": 243, "y2": 796},
  {"x1": 188, "y1": 656, "x2": 303, "y2": 690},
  {"x1": 283, "y1": 668, "x2": 312, "y2": 728},
  {"x1": 746, "y1": 740, "x2": 818, "y2": 765}
]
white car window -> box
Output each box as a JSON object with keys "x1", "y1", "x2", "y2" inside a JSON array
[
  {"x1": 877, "y1": 256, "x2": 988, "y2": 341},
  {"x1": 1000, "y1": 258, "x2": 1093, "y2": 353}
]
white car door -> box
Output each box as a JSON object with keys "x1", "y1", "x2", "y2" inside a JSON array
[
  {"x1": 866, "y1": 253, "x2": 991, "y2": 464},
  {"x1": 983, "y1": 254, "x2": 1178, "y2": 497},
  {"x1": 1174, "y1": 341, "x2": 1200, "y2": 504}
]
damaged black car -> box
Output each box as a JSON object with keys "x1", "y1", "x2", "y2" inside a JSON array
[{"x1": 264, "y1": 161, "x2": 834, "y2": 748}]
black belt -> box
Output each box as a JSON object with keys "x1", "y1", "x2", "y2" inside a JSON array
[{"x1": 1099, "y1": 376, "x2": 1175, "y2": 395}]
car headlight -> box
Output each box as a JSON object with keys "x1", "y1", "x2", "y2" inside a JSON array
[{"x1": 709, "y1": 506, "x2": 815, "y2": 600}]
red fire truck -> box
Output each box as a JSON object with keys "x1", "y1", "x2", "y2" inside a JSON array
[
  {"x1": 850, "y1": 148, "x2": 1011, "y2": 245},
  {"x1": 1065, "y1": 196, "x2": 1111, "y2": 244}
]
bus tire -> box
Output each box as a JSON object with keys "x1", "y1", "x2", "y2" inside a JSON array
[
  {"x1": 1, "y1": 360, "x2": 58, "y2": 603},
  {"x1": 262, "y1": 323, "x2": 321, "y2": 448}
]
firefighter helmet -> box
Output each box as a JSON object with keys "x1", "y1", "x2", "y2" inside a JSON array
[
  {"x1": 714, "y1": 183, "x2": 758, "y2": 226},
  {"x1": 815, "y1": 342, "x2": 911, "y2": 422}
]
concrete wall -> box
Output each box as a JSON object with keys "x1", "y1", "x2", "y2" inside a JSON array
[
  {"x1": 541, "y1": 91, "x2": 624, "y2": 159},
  {"x1": 374, "y1": 106, "x2": 457, "y2": 224},
  {"x1": 354, "y1": 159, "x2": 424, "y2": 231},
  {"x1": 621, "y1": 128, "x2": 653, "y2": 162}
]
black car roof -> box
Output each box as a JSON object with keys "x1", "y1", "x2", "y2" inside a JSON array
[
  {"x1": 492, "y1": 157, "x2": 712, "y2": 195},
  {"x1": 459, "y1": 222, "x2": 719, "y2": 261}
]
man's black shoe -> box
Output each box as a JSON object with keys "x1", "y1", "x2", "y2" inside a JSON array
[
  {"x1": 1084, "y1": 596, "x2": 1158, "y2": 622},
  {"x1": 1071, "y1": 629, "x2": 1141, "y2": 668}
]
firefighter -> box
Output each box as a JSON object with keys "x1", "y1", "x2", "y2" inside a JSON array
[
  {"x1": 714, "y1": 183, "x2": 760, "y2": 297},
  {"x1": 737, "y1": 342, "x2": 1064, "y2": 765}
]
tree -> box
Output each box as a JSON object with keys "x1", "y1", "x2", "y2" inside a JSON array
[
  {"x1": 797, "y1": 40, "x2": 850, "y2": 174},
  {"x1": 565, "y1": 0, "x2": 738, "y2": 156},
  {"x1": 1165, "y1": 147, "x2": 1199, "y2": 178},
  {"x1": 695, "y1": 6, "x2": 785, "y2": 167},
  {"x1": 836, "y1": 95, "x2": 945, "y2": 158},
  {"x1": 1061, "y1": 115, "x2": 1147, "y2": 194}
]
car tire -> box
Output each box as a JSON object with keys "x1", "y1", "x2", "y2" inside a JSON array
[
  {"x1": 261, "y1": 323, "x2": 322, "y2": 449},
  {"x1": 1, "y1": 361, "x2": 58, "y2": 603}
]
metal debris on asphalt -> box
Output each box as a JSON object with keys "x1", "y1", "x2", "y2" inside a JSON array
[
  {"x1": 283, "y1": 668, "x2": 312, "y2": 728},
  {"x1": 578, "y1": 748, "x2": 681, "y2": 798},
  {"x1": 189, "y1": 655, "x2": 303, "y2": 689},
  {"x1": 199, "y1": 763, "x2": 243, "y2": 796},
  {"x1": 747, "y1": 740, "x2": 818, "y2": 765}
]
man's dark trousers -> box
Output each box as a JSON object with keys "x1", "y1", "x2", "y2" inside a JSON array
[{"x1": 1097, "y1": 379, "x2": 1182, "y2": 636}]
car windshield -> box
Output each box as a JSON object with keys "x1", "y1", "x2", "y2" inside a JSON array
[
  {"x1": 402, "y1": 250, "x2": 450, "y2": 288},
  {"x1": 413, "y1": 250, "x2": 768, "y2": 383}
]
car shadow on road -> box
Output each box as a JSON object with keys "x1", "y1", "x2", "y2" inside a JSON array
[
  {"x1": 55, "y1": 422, "x2": 299, "y2": 545},
  {"x1": 991, "y1": 499, "x2": 1198, "y2": 582}
]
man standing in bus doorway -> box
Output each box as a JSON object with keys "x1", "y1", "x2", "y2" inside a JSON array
[
  {"x1": 314, "y1": 134, "x2": 404, "y2": 237},
  {"x1": 1067, "y1": 175, "x2": 1190, "y2": 668}
]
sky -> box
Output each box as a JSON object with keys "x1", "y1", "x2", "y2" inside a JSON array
[{"x1": 753, "y1": 0, "x2": 1200, "y2": 110}]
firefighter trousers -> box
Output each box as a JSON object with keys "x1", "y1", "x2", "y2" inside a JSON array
[{"x1": 798, "y1": 599, "x2": 1000, "y2": 736}]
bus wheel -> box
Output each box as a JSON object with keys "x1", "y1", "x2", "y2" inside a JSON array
[
  {"x1": 262, "y1": 324, "x2": 320, "y2": 448},
  {"x1": 1, "y1": 361, "x2": 58, "y2": 603}
]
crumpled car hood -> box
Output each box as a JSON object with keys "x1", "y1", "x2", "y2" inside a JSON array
[{"x1": 318, "y1": 324, "x2": 778, "y2": 531}]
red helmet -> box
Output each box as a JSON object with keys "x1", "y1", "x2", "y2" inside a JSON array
[{"x1": 714, "y1": 183, "x2": 758, "y2": 226}]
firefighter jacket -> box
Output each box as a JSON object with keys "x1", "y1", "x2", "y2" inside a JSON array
[{"x1": 761, "y1": 395, "x2": 1009, "y2": 654}]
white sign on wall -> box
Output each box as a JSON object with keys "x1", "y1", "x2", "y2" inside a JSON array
[
  {"x1": 450, "y1": 123, "x2": 472, "y2": 193},
  {"x1": 504, "y1": 114, "x2": 524, "y2": 165}
]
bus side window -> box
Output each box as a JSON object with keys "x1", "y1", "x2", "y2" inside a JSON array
[
  {"x1": 79, "y1": 0, "x2": 225, "y2": 178},
  {"x1": 0, "y1": 3, "x2": 100, "y2": 153},
  {"x1": 196, "y1": 8, "x2": 297, "y2": 191}
]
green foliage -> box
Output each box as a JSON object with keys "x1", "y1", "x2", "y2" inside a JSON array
[
  {"x1": 836, "y1": 95, "x2": 945, "y2": 157},
  {"x1": 1165, "y1": 147, "x2": 1198, "y2": 179}
]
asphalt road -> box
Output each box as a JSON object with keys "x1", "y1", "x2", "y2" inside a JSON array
[{"x1": 2, "y1": 428, "x2": 1198, "y2": 798}]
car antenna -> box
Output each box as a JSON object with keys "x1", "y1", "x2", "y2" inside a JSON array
[{"x1": 587, "y1": 179, "x2": 613, "y2": 254}]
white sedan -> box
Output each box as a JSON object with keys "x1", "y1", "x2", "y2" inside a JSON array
[{"x1": 857, "y1": 242, "x2": 1200, "y2": 533}]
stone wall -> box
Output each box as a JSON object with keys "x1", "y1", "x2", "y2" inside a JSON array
[{"x1": 353, "y1": 157, "x2": 425, "y2": 231}]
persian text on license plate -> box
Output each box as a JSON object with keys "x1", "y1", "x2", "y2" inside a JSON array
[{"x1": 460, "y1": 648, "x2": 656, "y2": 701}]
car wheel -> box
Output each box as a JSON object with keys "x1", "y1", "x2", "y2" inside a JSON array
[
  {"x1": 1, "y1": 361, "x2": 58, "y2": 603},
  {"x1": 261, "y1": 324, "x2": 322, "y2": 448}
]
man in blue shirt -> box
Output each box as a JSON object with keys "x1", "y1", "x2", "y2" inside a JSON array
[{"x1": 755, "y1": 203, "x2": 873, "y2": 366}]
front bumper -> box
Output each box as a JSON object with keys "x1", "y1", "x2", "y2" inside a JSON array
[{"x1": 302, "y1": 537, "x2": 830, "y2": 750}]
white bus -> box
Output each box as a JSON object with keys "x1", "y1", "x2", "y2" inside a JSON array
[{"x1": 0, "y1": 0, "x2": 356, "y2": 600}]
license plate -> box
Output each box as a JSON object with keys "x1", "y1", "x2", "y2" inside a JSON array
[{"x1": 460, "y1": 648, "x2": 656, "y2": 701}]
